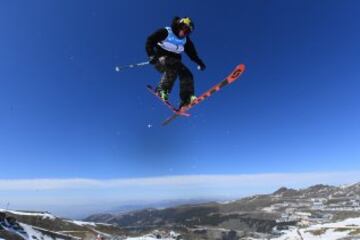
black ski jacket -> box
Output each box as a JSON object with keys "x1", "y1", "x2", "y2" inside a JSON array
[{"x1": 145, "y1": 27, "x2": 204, "y2": 66}]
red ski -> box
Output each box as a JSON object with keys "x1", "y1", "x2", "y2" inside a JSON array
[{"x1": 162, "y1": 64, "x2": 246, "y2": 126}]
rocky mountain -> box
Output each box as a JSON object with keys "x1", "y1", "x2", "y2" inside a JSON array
[
  {"x1": 109, "y1": 199, "x2": 217, "y2": 214},
  {"x1": 0, "y1": 210, "x2": 127, "y2": 240},
  {"x1": 1, "y1": 183, "x2": 360, "y2": 239},
  {"x1": 85, "y1": 182, "x2": 360, "y2": 239}
]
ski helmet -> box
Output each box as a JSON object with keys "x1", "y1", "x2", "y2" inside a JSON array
[{"x1": 178, "y1": 17, "x2": 195, "y2": 33}]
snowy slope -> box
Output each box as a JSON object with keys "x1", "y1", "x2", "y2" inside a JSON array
[
  {"x1": 126, "y1": 237, "x2": 172, "y2": 240},
  {"x1": 0, "y1": 209, "x2": 56, "y2": 220},
  {"x1": 273, "y1": 217, "x2": 360, "y2": 240},
  {"x1": 65, "y1": 219, "x2": 97, "y2": 227},
  {"x1": 20, "y1": 223, "x2": 79, "y2": 240},
  {"x1": 0, "y1": 209, "x2": 118, "y2": 240},
  {"x1": 125, "y1": 231, "x2": 180, "y2": 240}
]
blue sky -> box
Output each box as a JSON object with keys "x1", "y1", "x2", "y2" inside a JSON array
[{"x1": 1, "y1": 0, "x2": 360, "y2": 216}]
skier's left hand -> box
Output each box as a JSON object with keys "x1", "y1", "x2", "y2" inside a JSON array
[{"x1": 197, "y1": 61, "x2": 206, "y2": 71}]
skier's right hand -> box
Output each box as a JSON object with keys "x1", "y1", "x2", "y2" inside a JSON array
[
  {"x1": 149, "y1": 55, "x2": 158, "y2": 65},
  {"x1": 158, "y1": 56, "x2": 167, "y2": 65}
]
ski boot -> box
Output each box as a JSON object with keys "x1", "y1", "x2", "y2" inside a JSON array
[
  {"x1": 157, "y1": 88, "x2": 169, "y2": 101},
  {"x1": 179, "y1": 95, "x2": 197, "y2": 110}
]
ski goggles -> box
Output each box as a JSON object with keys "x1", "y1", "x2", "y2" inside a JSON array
[{"x1": 181, "y1": 25, "x2": 192, "y2": 35}]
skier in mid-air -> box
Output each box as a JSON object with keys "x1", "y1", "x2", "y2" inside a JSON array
[{"x1": 146, "y1": 16, "x2": 206, "y2": 108}]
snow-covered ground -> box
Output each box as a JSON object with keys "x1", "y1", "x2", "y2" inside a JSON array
[
  {"x1": 126, "y1": 237, "x2": 171, "y2": 240},
  {"x1": 273, "y1": 217, "x2": 360, "y2": 240},
  {"x1": 125, "y1": 231, "x2": 180, "y2": 240},
  {"x1": 66, "y1": 219, "x2": 113, "y2": 227},
  {"x1": 0, "y1": 209, "x2": 56, "y2": 220},
  {"x1": 20, "y1": 223, "x2": 81, "y2": 240},
  {"x1": 20, "y1": 223, "x2": 53, "y2": 240},
  {"x1": 217, "y1": 199, "x2": 237, "y2": 205},
  {"x1": 65, "y1": 219, "x2": 97, "y2": 227}
]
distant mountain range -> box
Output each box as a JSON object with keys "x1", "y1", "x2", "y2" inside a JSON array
[
  {"x1": 106, "y1": 198, "x2": 219, "y2": 215},
  {"x1": 1, "y1": 182, "x2": 360, "y2": 239}
]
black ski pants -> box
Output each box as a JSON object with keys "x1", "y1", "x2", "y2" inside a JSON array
[{"x1": 154, "y1": 57, "x2": 194, "y2": 103}]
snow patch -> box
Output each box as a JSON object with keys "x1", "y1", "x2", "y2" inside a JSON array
[
  {"x1": 273, "y1": 217, "x2": 360, "y2": 240},
  {"x1": 0, "y1": 209, "x2": 56, "y2": 220},
  {"x1": 125, "y1": 231, "x2": 180, "y2": 240},
  {"x1": 217, "y1": 199, "x2": 237, "y2": 205},
  {"x1": 20, "y1": 223, "x2": 58, "y2": 240},
  {"x1": 67, "y1": 219, "x2": 96, "y2": 227},
  {"x1": 262, "y1": 205, "x2": 276, "y2": 213}
]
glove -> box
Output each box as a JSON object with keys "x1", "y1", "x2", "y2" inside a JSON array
[
  {"x1": 158, "y1": 56, "x2": 167, "y2": 65},
  {"x1": 196, "y1": 60, "x2": 206, "y2": 71},
  {"x1": 149, "y1": 55, "x2": 158, "y2": 65}
]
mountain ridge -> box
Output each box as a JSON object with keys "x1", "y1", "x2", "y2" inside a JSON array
[{"x1": 1, "y1": 182, "x2": 360, "y2": 239}]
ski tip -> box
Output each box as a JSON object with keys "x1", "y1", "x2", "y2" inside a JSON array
[
  {"x1": 237, "y1": 63, "x2": 245, "y2": 72},
  {"x1": 227, "y1": 64, "x2": 246, "y2": 83}
]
